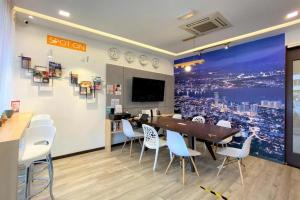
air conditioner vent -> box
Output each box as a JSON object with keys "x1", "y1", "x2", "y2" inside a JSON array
[{"x1": 180, "y1": 12, "x2": 232, "y2": 41}]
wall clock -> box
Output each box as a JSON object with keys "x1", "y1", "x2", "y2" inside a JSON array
[
  {"x1": 125, "y1": 51, "x2": 135, "y2": 63},
  {"x1": 139, "y1": 55, "x2": 148, "y2": 66},
  {"x1": 108, "y1": 47, "x2": 120, "y2": 60},
  {"x1": 152, "y1": 58, "x2": 160, "y2": 69}
]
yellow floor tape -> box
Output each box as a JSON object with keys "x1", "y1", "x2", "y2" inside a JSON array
[{"x1": 200, "y1": 185, "x2": 229, "y2": 200}]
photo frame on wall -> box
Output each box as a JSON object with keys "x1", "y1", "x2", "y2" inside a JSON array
[
  {"x1": 70, "y1": 72, "x2": 79, "y2": 85},
  {"x1": 21, "y1": 56, "x2": 32, "y2": 71},
  {"x1": 93, "y1": 77, "x2": 102, "y2": 90},
  {"x1": 33, "y1": 66, "x2": 50, "y2": 83},
  {"x1": 11, "y1": 100, "x2": 20, "y2": 112},
  {"x1": 49, "y1": 61, "x2": 62, "y2": 78},
  {"x1": 79, "y1": 81, "x2": 93, "y2": 97}
]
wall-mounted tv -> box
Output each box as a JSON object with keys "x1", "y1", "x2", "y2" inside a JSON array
[{"x1": 132, "y1": 77, "x2": 165, "y2": 102}]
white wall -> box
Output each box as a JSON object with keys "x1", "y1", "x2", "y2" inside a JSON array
[
  {"x1": 13, "y1": 22, "x2": 173, "y2": 156},
  {"x1": 286, "y1": 26, "x2": 300, "y2": 48}
]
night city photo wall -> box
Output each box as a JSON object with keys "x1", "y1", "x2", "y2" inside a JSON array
[{"x1": 174, "y1": 34, "x2": 285, "y2": 163}]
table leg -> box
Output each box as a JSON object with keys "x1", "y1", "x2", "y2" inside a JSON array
[
  {"x1": 188, "y1": 136, "x2": 196, "y2": 172},
  {"x1": 205, "y1": 141, "x2": 216, "y2": 160}
]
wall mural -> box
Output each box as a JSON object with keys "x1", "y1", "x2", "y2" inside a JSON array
[{"x1": 174, "y1": 34, "x2": 285, "y2": 163}]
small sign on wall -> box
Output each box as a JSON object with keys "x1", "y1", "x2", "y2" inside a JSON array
[{"x1": 47, "y1": 34, "x2": 87, "y2": 52}]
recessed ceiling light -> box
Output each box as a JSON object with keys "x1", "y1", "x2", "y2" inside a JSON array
[
  {"x1": 178, "y1": 10, "x2": 196, "y2": 20},
  {"x1": 185, "y1": 66, "x2": 192, "y2": 72},
  {"x1": 28, "y1": 15, "x2": 34, "y2": 19},
  {"x1": 286, "y1": 11, "x2": 298, "y2": 19},
  {"x1": 59, "y1": 10, "x2": 70, "y2": 17}
]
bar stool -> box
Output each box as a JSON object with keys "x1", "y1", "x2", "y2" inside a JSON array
[
  {"x1": 31, "y1": 114, "x2": 51, "y2": 122},
  {"x1": 29, "y1": 119, "x2": 54, "y2": 128},
  {"x1": 18, "y1": 125, "x2": 56, "y2": 200}
]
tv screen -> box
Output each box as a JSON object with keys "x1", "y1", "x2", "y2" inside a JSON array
[{"x1": 132, "y1": 77, "x2": 165, "y2": 102}]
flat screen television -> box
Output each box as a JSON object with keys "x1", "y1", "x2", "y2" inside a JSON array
[{"x1": 132, "y1": 77, "x2": 165, "y2": 102}]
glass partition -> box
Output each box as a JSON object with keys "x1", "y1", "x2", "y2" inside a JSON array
[{"x1": 293, "y1": 60, "x2": 300, "y2": 154}]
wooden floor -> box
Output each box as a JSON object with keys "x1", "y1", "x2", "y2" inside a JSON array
[{"x1": 33, "y1": 143, "x2": 300, "y2": 200}]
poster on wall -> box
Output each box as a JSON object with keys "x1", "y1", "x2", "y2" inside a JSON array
[
  {"x1": 49, "y1": 61, "x2": 62, "y2": 78},
  {"x1": 79, "y1": 81, "x2": 93, "y2": 95},
  {"x1": 113, "y1": 84, "x2": 122, "y2": 95},
  {"x1": 107, "y1": 84, "x2": 121, "y2": 95},
  {"x1": 93, "y1": 77, "x2": 102, "y2": 90},
  {"x1": 174, "y1": 34, "x2": 285, "y2": 163},
  {"x1": 33, "y1": 66, "x2": 50, "y2": 83},
  {"x1": 11, "y1": 100, "x2": 20, "y2": 112},
  {"x1": 21, "y1": 56, "x2": 32, "y2": 70},
  {"x1": 70, "y1": 72, "x2": 78, "y2": 85}
]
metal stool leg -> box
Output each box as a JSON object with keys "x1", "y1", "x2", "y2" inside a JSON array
[{"x1": 47, "y1": 154, "x2": 55, "y2": 200}]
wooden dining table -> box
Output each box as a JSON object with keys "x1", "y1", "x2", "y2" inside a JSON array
[{"x1": 145, "y1": 116, "x2": 240, "y2": 161}]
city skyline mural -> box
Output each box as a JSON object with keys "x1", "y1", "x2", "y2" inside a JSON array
[{"x1": 174, "y1": 34, "x2": 285, "y2": 163}]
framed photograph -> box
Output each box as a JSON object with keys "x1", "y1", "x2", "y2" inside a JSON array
[
  {"x1": 93, "y1": 77, "x2": 102, "y2": 90},
  {"x1": 21, "y1": 56, "x2": 32, "y2": 70},
  {"x1": 33, "y1": 66, "x2": 50, "y2": 83},
  {"x1": 79, "y1": 81, "x2": 93, "y2": 95},
  {"x1": 70, "y1": 72, "x2": 78, "y2": 85},
  {"x1": 11, "y1": 100, "x2": 20, "y2": 112},
  {"x1": 113, "y1": 84, "x2": 122, "y2": 95},
  {"x1": 49, "y1": 61, "x2": 62, "y2": 78}
]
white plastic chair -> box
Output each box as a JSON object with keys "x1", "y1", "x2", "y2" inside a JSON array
[
  {"x1": 121, "y1": 119, "x2": 144, "y2": 157},
  {"x1": 29, "y1": 119, "x2": 54, "y2": 128},
  {"x1": 19, "y1": 125, "x2": 56, "y2": 199},
  {"x1": 216, "y1": 135, "x2": 253, "y2": 185},
  {"x1": 192, "y1": 116, "x2": 206, "y2": 152},
  {"x1": 31, "y1": 114, "x2": 51, "y2": 122},
  {"x1": 192, "y1": 116, "x2": 205, "y2": 123},
  {"x1": 172, "y1": 114, "x2": 182, "y2": 119},
  {"x1": 139, "y1": 124, "x2": 168, "y2": 171},
  {"x1": 216, "y1": 120, "x2": 232, "y2": 146},
  {"x1": 165, "y1": 130, "x2": 201, "y2": 184}
]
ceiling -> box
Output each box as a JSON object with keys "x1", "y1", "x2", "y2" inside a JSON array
[{"x1": 14, "y1": 0, "x2": 300, "y2": 56}]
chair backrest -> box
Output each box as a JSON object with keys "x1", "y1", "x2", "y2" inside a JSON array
[
  {"x1": 121, "y1": 119, "x2": 135, "y2": 138},
  {"x1": 142, "y1": 124, "x2": 159, "y2": 149},
  {"x1": 216, "y1": 120, "x2": 231, "y2": 128},
  {"x1": 25, "y1": 125, "x2": 56, "y2": 148},
  {"x1": 142, "y1": 110, "x2": 151, "y2": 116},
  {"x1": 192, "y1": 116, "x2": 205, "y2": 124},
  {"x1": 30, "y1": 119, "x2": 54, "y2": 128},
  {"x1": 31, "y1": 114, "x2": 51, "y2": 122},
  {"x1": 167, "y1": 130, "x2": 190, "y2": 157},
  {"x1": 172, "y1": 114, "x2": 182, "y2": 119},
  {"x1": 239, "y1": 136, "x2": 253, "y2": 158}
]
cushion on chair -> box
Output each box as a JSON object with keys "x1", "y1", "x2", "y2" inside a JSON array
[
  {"x1": 187, "y1": 148, "x2": 201, "y2": 156},
  {"x1": 216, "y1": 147, "x2": 242, "y2": 158},
  {"x1": 158, "y1": 139, "x2": 167, "y2": 147},
  {"x1": 217, "y1": 136, "x2": 233, "y2": 144},
  {"x1": 133, "y1": 131, "x2": 144, "y2": 138},
  {"x1": 20, "y1": 145, "x2": 50, "y2": 166}
]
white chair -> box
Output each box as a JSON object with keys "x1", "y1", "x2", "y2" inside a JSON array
[
  {"x1": 216, "y1": 120, "x2": 232, "y2": 147},
  {"x1": 139, "y1": 124, "x2": 169, "y2": 171},
  {"x1": 192, "y1": 116, "x2": 205, "y2": 123},
  {"x1": 121, "y1": 119, "x2": 144, "y2": 157},
  {"x1": 31, "y1": 114, "x2": 51, "y2": 122},
  {"x1": 165, "y1": 130, "x2": 201, "y2": 184},
  {"x1": 216, "y1": 135, "x2": 253, "y2": 185},
  {"x1": 29, "y1": 119, "x2": 54, "y2": 128},
  {"x1": 142, "y1": 109, "x2": 151, "y2": 117},
  {"x1": 19, "y1": 125, "x2": 56, "y2": 199},
  {"x1": 172, "y1": 114, "x2": 182, "y2": 119},
  {"x1": 192, "y1": 116, "x2": 206, "y2": 151}
]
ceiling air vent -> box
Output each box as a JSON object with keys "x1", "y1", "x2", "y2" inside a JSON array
[{"x1": 180, "y1": 12, "x2": 232, "y2": 41}]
